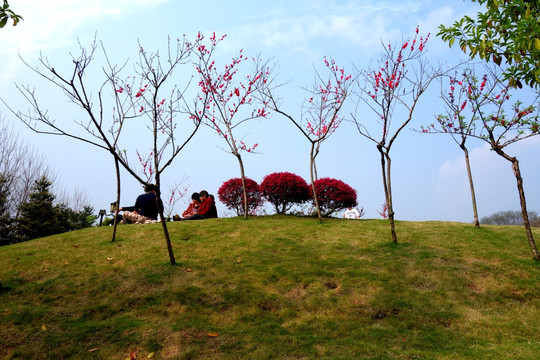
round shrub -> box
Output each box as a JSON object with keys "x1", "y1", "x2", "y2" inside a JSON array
[
  {"x1": 310, "y1": 177, "x2": 357, "y2": 217},
  {"x1": 260, "y1": 172, "x2": 310, "y2": 214},
  {"x1": 218, "y1": 177, "x2": 263, "y2": 216}
]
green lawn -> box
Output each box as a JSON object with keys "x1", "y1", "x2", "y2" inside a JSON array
[{"x1": 1, "y1": 216, "x2": 539, "y2": 359}]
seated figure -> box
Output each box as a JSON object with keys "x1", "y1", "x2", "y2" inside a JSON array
[
  {"x1": 120, "y1": 184, "x2": 162, "y2": 224},
  {"x1": 176, "y1": 190, "x2": 217, "y2": 220}
]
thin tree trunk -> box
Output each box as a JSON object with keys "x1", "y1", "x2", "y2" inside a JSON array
[
  {"x1": 378, "y1": 144, "x2": 397, "y2": 242},
  {"x1": 154, "y1": 181, "x2": 176, "y2": 265},
  {"x1": 385, "y1": 152, "x2": 397, "y2": 243},
  {"x1": 159, "y1": 208, "x2": 176, "y2": 265},
  {"x1": 494, "y1": 149, "x2": 539, "y2": 260},
  {"x1": 510, "y1": 158, "x2": 539, "y2": 260},
  {"x1": 111, "y1": 157, "x2": 121, "y2": 242},
  {"x1": 313, "y1": 141, "x2": 321, "y2": 182},
  {"x1": 236, "y1": 153, "x2": 249, "y2": 220},
  {"x1": 462, "y1": 146, "x2": 480, "y2": 227},
  {"x1": 310, "y1": 142, "x2": 323, "y2": 221}
]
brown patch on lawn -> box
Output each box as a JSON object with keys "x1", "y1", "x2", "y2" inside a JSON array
[
  {"x1": 286, "y1": 284, "x2": 307, "y2": 301},
  {"x1": 159, "y1": 331, "x2": 184, "y2": 359},
  {"x1": 348, "y1": 284, "x2": 380, "y2": 307}
]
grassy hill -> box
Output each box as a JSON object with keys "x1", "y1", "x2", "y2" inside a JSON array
[{"x1": 1, "y1": 216, "x2": 539, "y2": 359}]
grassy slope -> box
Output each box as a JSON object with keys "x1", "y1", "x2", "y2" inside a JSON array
[{"x1": 0, "y1": 216, "x2": 539, "y2": 359}]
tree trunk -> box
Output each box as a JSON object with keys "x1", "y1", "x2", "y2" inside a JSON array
[
  {"x1": 155, "y1": 183, "x2": 176, "y2": 265},
  {"x1": 111, "y1": 156, "x2": 121, "y2": 242},
  {"x1": 494, "y1": 149, "x2": 539, "y2": 260},
  {"x1": 310, "y1": 142, "x2": 323, "y2": 221},
  {"x1": 462, "y1": 146, "x2": 480, "y2": 227},
  {"x1": 236, "y1": 153, "x2": 249, "y2": 220},
  {"x1": 159, "y1": 208, "x2": 176, "y2": 265},
  {"x1": 510, "y1": 158, "x2": 540, "y2": 260},
  {"x1": 378, "y1": 144, "x2": 397, "y2": 242},
  {"x1": 313, "y1": 140, "x2": 321, "y2": 182}
]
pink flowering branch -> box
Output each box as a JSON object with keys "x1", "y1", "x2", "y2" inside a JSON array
[
  {"x1": 352, "y1": 27, "x2": 443, "y2": 242},
  {"x1": 191, "y1": 32, "x2": 274, "y2": 219},
  {"x1": 260, "y1": 56, "x2": 352, "y2": 221},
  {"x1": 194, "y1": 32, "x2": 272, "y2": 156}
]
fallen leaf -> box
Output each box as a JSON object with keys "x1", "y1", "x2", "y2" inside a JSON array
[
  {"x1": 107, "y1": 257, "x2": 113, "y2": 261},
  {"x1": 186, "y1": 268, "x2": 192, "y2": 272},
  {"x1": 207, "y1": 332, "x2": 219, "y2": 337},
  {"x1": 236, "y1": 258, "x2": 242, "y2": 263},
  {"x1": 147, "y1": 352, "x2": 155, "y2": 358},
  {"x1": 88, "y1": 348, "x2": 98, "y2": 352},
  {"x1": 73, "y1": 244, "x2": 79, "y2": 248},
  {"x1": 41, "y1": 324, "x2": 47, "y2": 331}
]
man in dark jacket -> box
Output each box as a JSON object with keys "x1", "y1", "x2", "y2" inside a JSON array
[{"x1": 120, "y1": 184, "x2": 162, "y2": 224}]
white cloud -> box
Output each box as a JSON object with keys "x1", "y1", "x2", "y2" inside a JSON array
[
  {"x1": 215, "y1": 1, "x2": 424, "y2": 62},
  {"x1": 0, "y1": 0, "x2": 171, "y2": 84}
]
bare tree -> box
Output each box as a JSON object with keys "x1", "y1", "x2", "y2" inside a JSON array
[
  {"x1": 351, "y1": 28, "x2": 440, "y2": 242},
  {"x1": 261, "y1": 57, "x2": 352, "y2": 221},
  {"x1": 2, "y1": 36, "x2": 202, "y2": 264},
  {"x1": 0, "y1": 117, "x2": 57, "y2": 218}
]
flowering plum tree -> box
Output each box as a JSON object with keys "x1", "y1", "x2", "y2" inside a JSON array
[
  {"x1": 426, "y1": 66, "x2": 540, "y2": 259},
  {"x1": 192, "y1": 32, "x2": 272, "y2": 219},
  {"x1": 262, "y1": 57, "x2": 352, "y2": 221},
  {"x1": 419, "y1": 69, "x2": 484, "y2": 227},
  {"x1": 377, "y1": 201, "x2": 389, "y2": 219},
  {"x1": 310, "y1": 177, "x2": 357, "y2": 217},
  {"x1": 3, "y1": 36, "x2": 202, "y2": 264},
  {"x1": 218, "y1": 177, "x2": 263, "y2": 216},
  {"x1": 260, "y1": 172, "x2": 310, "y2": 214},
  {"x1": 352, "y1": 27, "x2": 440, "y2": 242}
]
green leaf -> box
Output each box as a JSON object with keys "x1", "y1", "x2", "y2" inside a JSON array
[
  {"x1": 535, "y1": 38, "x2": 540, "y2": 51},
  {"x1": 0, "y1": 16, "x2": 8, "y2": 28}
]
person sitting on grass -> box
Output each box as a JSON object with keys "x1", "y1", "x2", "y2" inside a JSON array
[
  {"x1": 119, "y1": 184, "x2": 162, "y2": 224},
  {"x1": 173, "y1": 192, "x2": 200, "y2": 221},
  {"x1": 177, "y1": 190, "x2": 217, "y2": 220}
]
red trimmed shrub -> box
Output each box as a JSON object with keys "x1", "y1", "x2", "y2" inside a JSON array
[
  {"x1": 260, "y1": 172, "x2": 310, "y2": 214},
  {"x1": 310, "y1": 177, "x2": 357, "y2": 217},
  {"x1": 218, "y1": 177, "x2": 263, "y2": 216}
]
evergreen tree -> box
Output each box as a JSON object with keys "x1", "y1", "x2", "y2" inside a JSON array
[
  {"x1": 0, "y1": 173, "x2": 15, "y2": 245},
  {"x1": 17, "y1": 176, "x2": 60, "y2": 240}
]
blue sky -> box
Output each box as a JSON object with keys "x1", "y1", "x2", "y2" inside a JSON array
[{"x1": 1, "y1": 0, "x2": 539, "y2": 222}]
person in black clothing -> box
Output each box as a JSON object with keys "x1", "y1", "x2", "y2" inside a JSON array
[{"x1": 120, "y1": 184, "x2": 162, "y2": 224}]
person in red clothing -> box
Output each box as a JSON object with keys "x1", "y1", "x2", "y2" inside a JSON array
[
  {"x1": 176, "y1": 190, "x2": 217, "y2": 220},
  {"x1": 181, "y1": 192, "x2": 200, "y2": 218}
]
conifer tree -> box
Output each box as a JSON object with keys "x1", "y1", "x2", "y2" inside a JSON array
[
  {"x1": 0, "y1": 174, "x2": 14, "y2": 245},
  {"x1": 17, "y1": 176, "x2": 59, "y2": 240}
]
